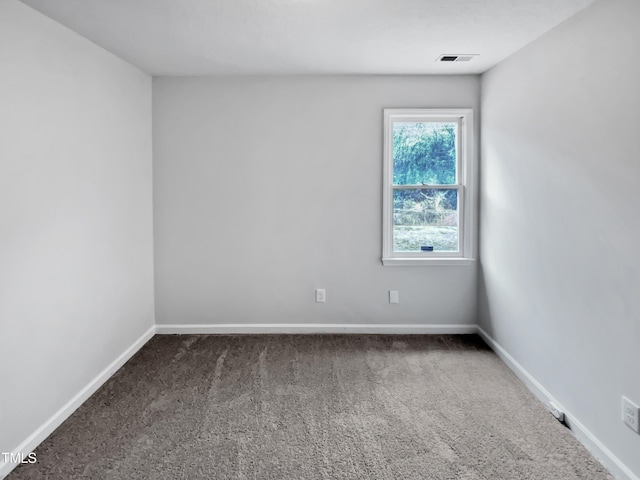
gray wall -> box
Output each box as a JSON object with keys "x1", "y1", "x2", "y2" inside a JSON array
[
  {"x1": 0, "y1": 0, "x2": 154, "y2": 463},
  {"x1": 480, "y1": 0, "x2": 640, "y2": 476},
  {"x1": 153, "y1": 76, "x2": 479, "y2": 327}
]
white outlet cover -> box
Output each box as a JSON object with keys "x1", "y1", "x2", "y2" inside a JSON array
[
  {"x1": 622, "y1": 396, "x2": 640, "y2": 433},
  {"x1": 389, "y1": 290, "x2": 399, "y2": 304}
]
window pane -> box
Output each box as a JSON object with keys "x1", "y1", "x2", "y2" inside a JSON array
[
  {"x1": 393, "y1": 122, "x2": 457, "y2": 185},
  {"x1": 393, "y1": 189, "x2": 458, "y2": 252}
]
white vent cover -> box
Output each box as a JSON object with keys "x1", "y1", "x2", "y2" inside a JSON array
[{"x1": 437, "y1": 54, "x2": 478, "y2": 62}]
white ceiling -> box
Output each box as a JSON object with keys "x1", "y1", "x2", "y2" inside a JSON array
[{"x1": 20, "y1": 0, "x2": 597, "y2": 76}]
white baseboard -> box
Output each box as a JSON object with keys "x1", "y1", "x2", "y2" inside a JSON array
[
  {"x1": 0, "y1": 325, "x2": 156, "y2": 480},
  {"x1": 155, "y1": 323, "x2": 478, "y2": 335},
  {"x1": 477, "y1": 327, "x2": 638, "y2": 480}
]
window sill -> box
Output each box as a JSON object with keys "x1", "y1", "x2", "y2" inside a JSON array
[{"x1": 382, "y1": 258, "x2": 475, "y2": 267}]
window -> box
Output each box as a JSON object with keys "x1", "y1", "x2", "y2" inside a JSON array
[{"x1": 382, "y1": 109, "x2": 475, "y2": 266}]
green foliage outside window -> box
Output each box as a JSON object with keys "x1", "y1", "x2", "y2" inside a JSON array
[
  {"x1": 392, "y1": 122, "x2": 459, "y2": 252},
  {"x1": 393, "y1": 122, "x2": 456, "y2": 185}
]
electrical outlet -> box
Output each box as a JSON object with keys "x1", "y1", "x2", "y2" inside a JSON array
[
  {"x1": 622, "y1": 396, "x2": 640, "y2": 433},
  {"x1": 389, "y1": 290, "x2": 399, "y2": 304},
  {"x1": 315, "y1": 288, "x2": 326, "y2": 303}
]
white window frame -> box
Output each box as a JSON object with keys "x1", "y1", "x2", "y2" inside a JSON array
[{"x1": 382, "y1": 108, "x2": 475, "y2": 266}]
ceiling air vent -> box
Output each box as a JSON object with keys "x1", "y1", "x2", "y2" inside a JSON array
[{"x1": 437, "y1": 54, "x2": 478, "y2": 62}]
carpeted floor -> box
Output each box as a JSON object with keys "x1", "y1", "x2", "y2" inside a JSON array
[{"x1": 8, "y1": 335, "x2": 611, "y2": 479}]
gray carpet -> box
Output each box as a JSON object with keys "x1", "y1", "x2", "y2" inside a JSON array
[{"x1": 9, "y1": 335, "x2": 611, "y2": 479}]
